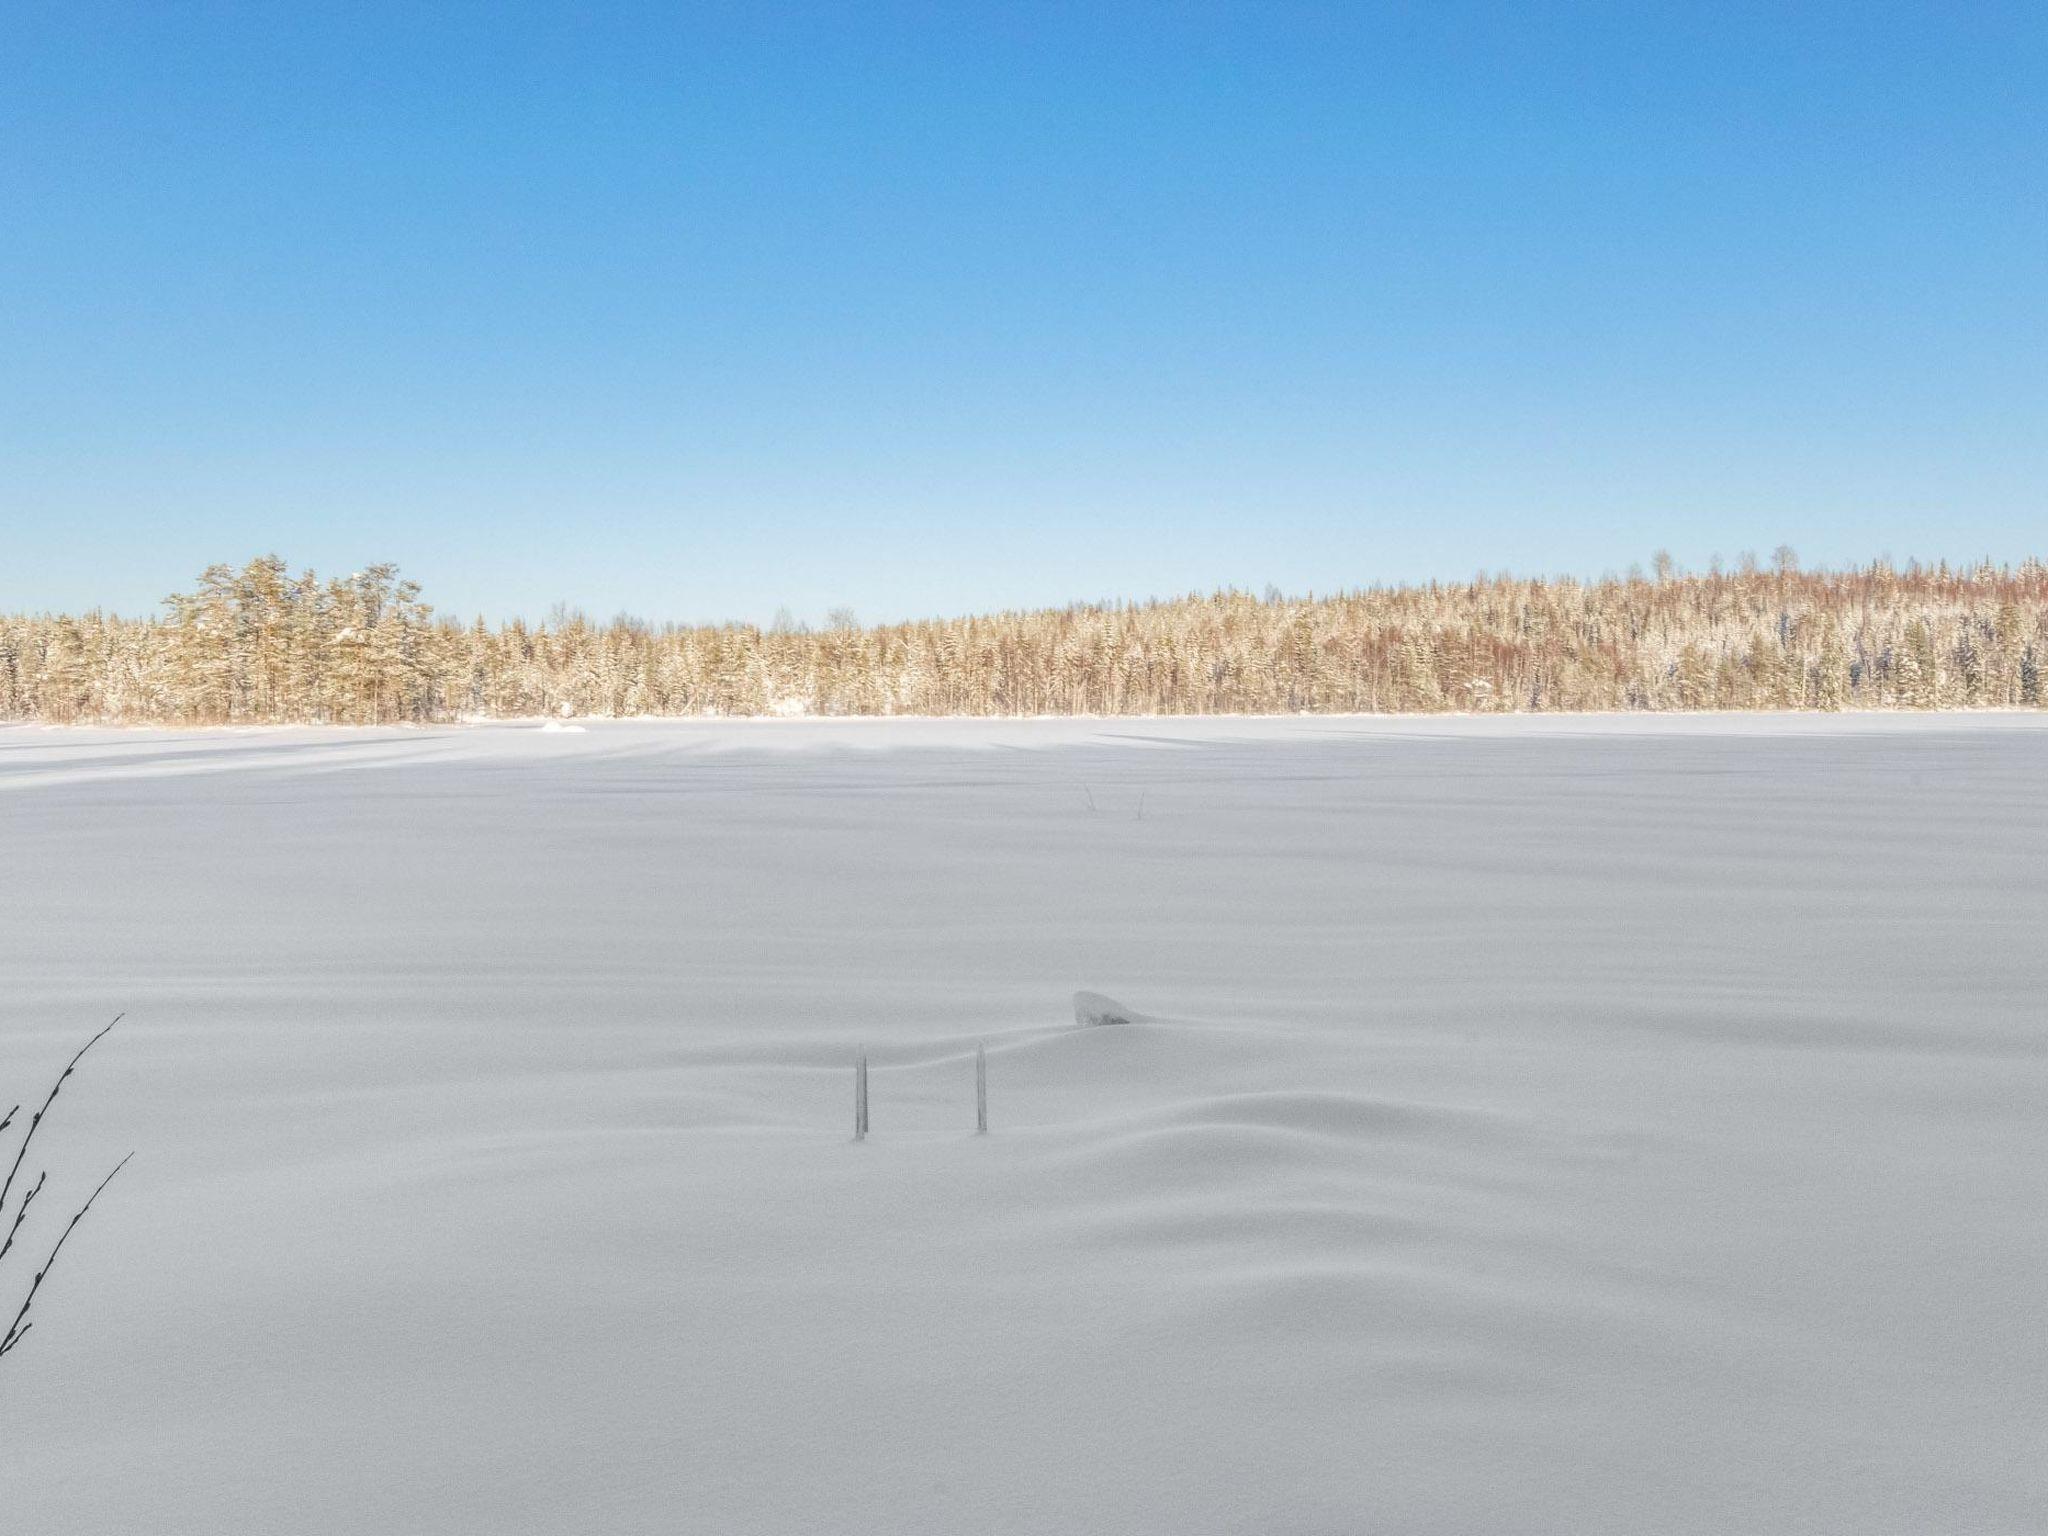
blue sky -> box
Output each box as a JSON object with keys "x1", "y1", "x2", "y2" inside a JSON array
[{"x1": 4, "y1": 2, "x2": 2043, "y2": 624}]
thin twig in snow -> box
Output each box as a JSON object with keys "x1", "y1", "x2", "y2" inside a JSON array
[
  {"x1": 854, "y1": 1050, "x2": 869, "y2": 1141},
  {"x1": 0, "y1": 1151, "x2": 133, "y2": 1359},
  {"x1": 975, "y1": 1042, "x2": 987, "y2": 1135},
  {"x1": 0, "y1": 1170, "x2": 45, "y2": 1266},
  {"x1": 0, "y1": 1014, "x2": 122, "y2": 1219}
]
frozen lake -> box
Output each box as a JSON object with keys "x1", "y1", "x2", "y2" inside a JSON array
[{"x1": 3, "y1": 715, "x2": 2045, "y2": 1533}]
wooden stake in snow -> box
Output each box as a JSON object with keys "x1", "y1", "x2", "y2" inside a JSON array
[
  {"x1": 975, "y1": 1043, "x2": 988, "y2": 1136},
  {"x1": 854, "y1": 1050, "x2": 869, "y2": 1141}
]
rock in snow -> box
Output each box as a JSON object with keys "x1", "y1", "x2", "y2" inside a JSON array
[{"x1": 1073, "y1": 990, "x2": 1136, "y2": 1026}]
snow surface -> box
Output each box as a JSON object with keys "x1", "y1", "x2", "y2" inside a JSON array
[{"x1": 2, "y1": 715, "x2": 2045, "y2": 1534}]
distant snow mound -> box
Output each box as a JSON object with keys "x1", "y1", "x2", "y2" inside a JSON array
[
  {"x1": 1074, "y1": 990, "x2": 1138, "y2": 1027},
  {"x1": 539, "y1": 721, "x2": 587, "y2": 733}
]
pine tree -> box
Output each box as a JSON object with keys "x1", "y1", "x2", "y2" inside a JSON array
[{"x1": 6, "y1": 555, "x2": 2046, "y2": 723}]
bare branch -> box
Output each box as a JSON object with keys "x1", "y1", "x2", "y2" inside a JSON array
[
  {"x1": 0, "y1": 1014, "x2": 122, "y2": 1219},
  {"x1": 0, "y1": 1170, "x2": 45, "y2": 1266},
  {"x1": 0, "y1": 1152, "x2": 133, "y2": 1359}
]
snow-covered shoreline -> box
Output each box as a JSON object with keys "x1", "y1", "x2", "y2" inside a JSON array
[{"x1": 8, "y1": 708, "x2": 2047, "y2": 790}]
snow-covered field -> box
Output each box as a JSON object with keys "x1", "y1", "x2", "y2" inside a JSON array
[{"x1": 3, "y1": 715, "x2": 2044, "y2": 1534}]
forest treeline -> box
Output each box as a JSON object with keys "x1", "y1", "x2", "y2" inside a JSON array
[{"x1": 2, "y1": 554, "x2": 2044, "y2": 724}]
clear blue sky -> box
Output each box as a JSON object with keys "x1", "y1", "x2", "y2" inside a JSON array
[{"x1": 4, "y1": 2, "x2": 2043, "y2": 625}]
